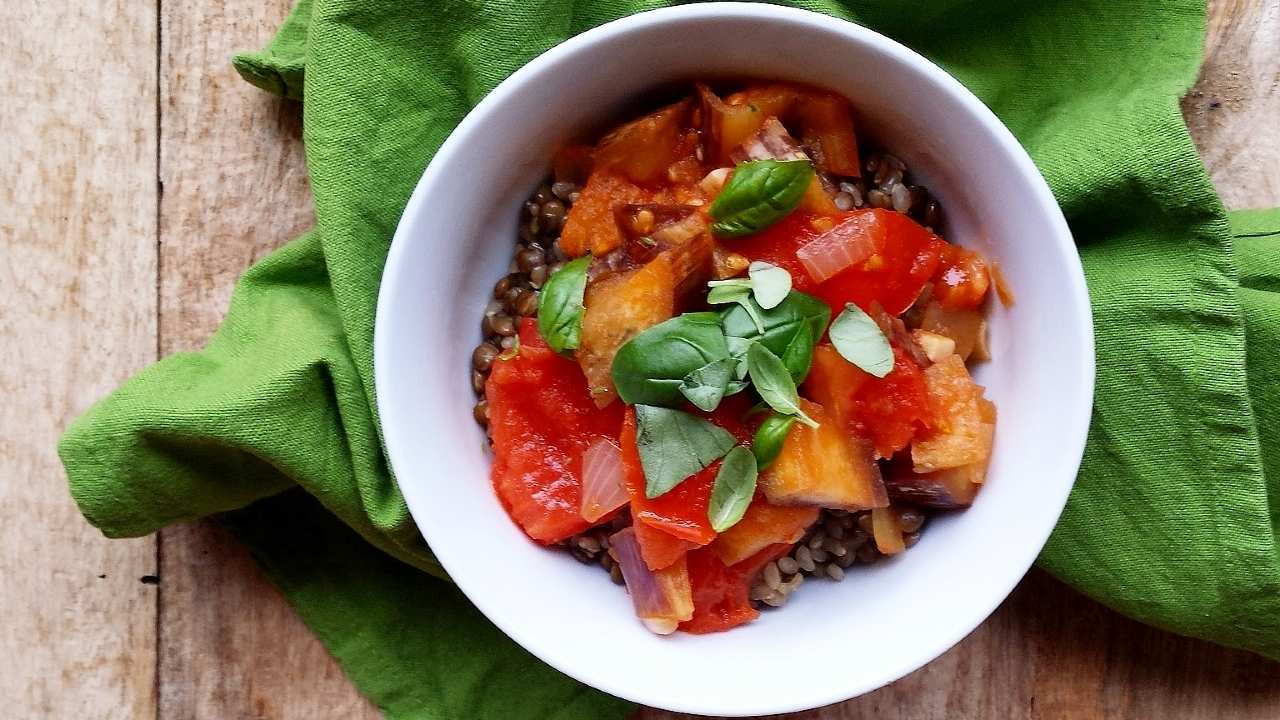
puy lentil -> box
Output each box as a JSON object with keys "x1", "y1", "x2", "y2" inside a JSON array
[
  {"x1": 472, "y1": 342, "x2": 500, "y2": 372},
  {"x1": 471, "y1": 370, "x2": 486, "y2": 394},
  {"x1": 777, "y1": 556, "x2": 799, "y2": 576},
  {"x1": 473, "y1": 400, "x2": 489, "y2": 425},
  {"x1": 551, "y1": 181, "x2": 577, "y2": 200},
  {"x1": 529, "y1": 265, "x2": 549, "y2": 288},
  {"x1": 516, "y1": 245, "x2": 546, "y2": 274},
  {"x1": 513, "y1": 288, "x2": 539, "y2": 317}
]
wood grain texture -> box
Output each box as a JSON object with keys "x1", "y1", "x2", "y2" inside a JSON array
[
  {"x1": 153, "y1": 0, "x2": 377, "y2": 718},
  {"x1": 3, "y1": 0, "x2": 1277, "y2": 718},
  {"x1": 1183, "y1": 0, "x2": 1280, "y2": 209},
  {"x1": 0, "y1": 0, "x2": 159, "y2": 718}
]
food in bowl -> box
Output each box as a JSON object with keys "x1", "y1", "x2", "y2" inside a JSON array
[{"x1": 469, "y1": 81, "x2": 1006, "y2": 635}]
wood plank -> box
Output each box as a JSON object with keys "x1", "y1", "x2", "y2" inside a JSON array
[
  {"x1": 149, "y1": 1, "x2": 1280, "y2": 719},
  {"x1": 153, "y1": 0, "x2": 380, "y2": 717},
  {"x1": 1183, "y1": 0, "x2": 1280, "y2": 209},
  {"x1": 0, "y1": 0, "x2": 159, "y2": 717}
]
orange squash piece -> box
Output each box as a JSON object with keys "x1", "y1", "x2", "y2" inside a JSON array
[
  {"x1": 594, "y1": 99, "x2": 693, "y2": 186},
  {"x1": 911, "y1": 355, "x2": 996, "y2": 473},
  {"x1": 560, "y1": 172, "x2": 651, "y2": 258},
  {"x1": 710, "y1": 497, "x2": 818, "y2": 566},
  {"x1": 759, "y1": 399, "x2": 889, "y2": 510},
  {"x1": 578, "y1": 255, "x2": 676, "y2": 406}
]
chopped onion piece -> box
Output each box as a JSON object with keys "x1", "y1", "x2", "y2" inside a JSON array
[
  {"x1": 609, "y1": 527, "x2": 694, "y2": 633},
  {"x1": 796, "y1": 212, "x2": 883, "y2": 283},
  {"x1": 699, "y1": 167, "x2": 732, "y2": 196},
  {"x1": 580, "y1": 438, "x2": 628, "y2": 523}
]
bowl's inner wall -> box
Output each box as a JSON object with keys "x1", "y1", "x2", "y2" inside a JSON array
[{"x1": 378, "y1": 8, "x2": 1090, "y2": 716}]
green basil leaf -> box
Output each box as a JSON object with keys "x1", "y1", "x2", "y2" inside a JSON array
[
  {"x1": 752, "y1": 412, "x2": 796, "y2": 471},
  {"x1": 829, "y1": 303, "x2": 895, "y2": 378},
  {"x1": 723, "y1": 380, "x2": 749, "y2": 396},
  {"x1": 635, "y1": 405, "x2": 737, "y2": 499},
  {"x1": 709, "y1": 159, "x2": 815, "y2": 238},
  {"x1": 706, "y1": 284, "x2": 751, "y2": 305},
  {"x1": 777, "y1": 320, "x2": 813, "y2": 380},
  {"x1": 747, "y1": 261, "x2": 792, "y2": 309},
  {"x1": 612, "y1": 312, "x2": 730, "y2": 407},
  {"x1": 679, "y1": 357, "x2": 735, "y2": 412},
  {"x1": 536, "y1": 255, "x2": 590, "y2": 353},
  {"x1": 708, "y1": 446, "x2": 758, "y2": 532},
  {"x1": 725, "y1": 336, "x2": 753, "y2": 381},
  {"x1": 721, "y1": 290, "x2": 829, "y2": 383},
  {"x1": 746, "y1": 342, "x2": 817, "y2": 428}
]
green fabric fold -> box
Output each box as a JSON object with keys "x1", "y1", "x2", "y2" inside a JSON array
[{"x1": 60, "y1": 1, "x2": 1280, "y2": 717}]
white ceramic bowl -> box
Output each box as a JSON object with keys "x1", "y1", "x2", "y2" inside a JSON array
[{"x1": 375, "y1": 3, "x2": 1093, "y2": 716}]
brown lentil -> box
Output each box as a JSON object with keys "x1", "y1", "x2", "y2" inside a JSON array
[
  {"x1": 472, "y1": 342, "x2": 499, "y2": 372},
  {"x1": 513, "y1": 288, "x2": 539, "y2": 317},
  {"x1": 529, "y1": 265, "x2": 549, "y2": 288},
  {"x1": 472, "y1": 400, "x2": 489, "y2": 425},
  {"x1": 471, "y1": 370, "x2": 486, "y2": 394},
  {"x1": 516, "y1": 245, "x2": 546, "y2": 274}
]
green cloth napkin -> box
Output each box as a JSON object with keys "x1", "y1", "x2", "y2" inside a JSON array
[{"x1": 59, "y1": 0, "x2": 1280, "y2": 717}]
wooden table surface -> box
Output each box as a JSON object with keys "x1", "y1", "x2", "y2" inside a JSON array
[{"x1": 3, "y1": 1, "x2": 1278, "y2": 718}]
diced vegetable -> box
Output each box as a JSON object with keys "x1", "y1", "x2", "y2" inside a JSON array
[
  {"x1": 885, "y1": 457, "x2": 983, "y2": 508},
  {"x1": 634, "y1": 518, "x2": 699, "y2": 571},
  {"x1": 578, "y1": 255, "x2": 676, "y2": 406},
  {"x1": 871, "y1": 507, "x2": 906, "y2": 555},
  {"x1": 728, "y1": 116, "x2": 808, "y2": 164},
  {"x1": 620, "y1": 408, "x2": 719, "y2": 544},
  {"x1": 560, "y1": 172, "x2": 651, "y2": 258},
  {"x1": 911, "y1": 329, "x2": 956, "y2": 363},
  {"x1": 810, "y1": 209, "x2": 947, "y2": 316},
  {"x1": 732, "y1": 211, "x2": 826, "y2": 292},
  {"x1": 759, "y1": 398, "x2": 889, "y2": 510},
  {"x1": 711, "y1": 245, "x2": 750, "y2": 279},
  {"x1": 579, "y1": 438, "x2": 628, "y2": 523},
  {"x1": 609, "y1": 527, "x2": 695, "y2": 634},
  {"x1": 697, "y1": 83, "x2": 768, "y2": 167},
  {"x1": 594, "y1": 99, "x2": 694, "y2": 186},
  {"x1": 804, "y1": 344, "x2": 931, "y2": 458},
  {"x1": 912, "y1": 354, "x2": 996, "y2": 473},
  {"x1": 796, "y1": 212, "x2": 881, "y2": 283},
  {"x1": 919, "y1": 300, "x2": 985, "y2": 361},
  {"x1": 725, "y1": 83, "x2": 861, "y2": 175},
  {"x1": 710, "y1": 496, "x2": 817, "y2": 565},
  {"x1": 486, "y1": 320, "x2": 624, "y2": 543},
  {"x1": 932, "y1": 244, "x2": 990, "y2": 310},
  {"x1": 681, "y1": 543, "x2": 790, "y2": 634}
]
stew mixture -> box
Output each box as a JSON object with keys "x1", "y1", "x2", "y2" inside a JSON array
[{"x1": 469, "y1": 81, "x2": 1008, "y2": 635}]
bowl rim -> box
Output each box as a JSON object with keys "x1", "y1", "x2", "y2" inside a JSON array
[{"x1": 375, "y1": 2, "x2": 1095, "y2": 715}]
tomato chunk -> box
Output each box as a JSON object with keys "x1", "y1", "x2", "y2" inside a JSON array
[
  {"x1": 811, "y1": 210, "x2": 945, "y2": 316},
  {"x1": 932, "y1": 244, "x2": 991, "y2": 310},
  {"x1": 486, "y1": 320, "x2": 625, "y2": 543},
  {"x1": 731, "y1": 211, "x2": 826, "y2": 293},
  {"x1": 619, "y1": 395, "x2": 755, "y2": 547},
  {"x1": 633, "y1": 518, "x2": 699, "y2": 571},
  {"x1": 850, "y1": 347, "x2": 932, "y2": 458},
  {"x1": 620, "y1": 408, "x2": 718, "y2": 545},
  {"x1": 681, "y1": 543, "x2": 791, "y2": 634}
]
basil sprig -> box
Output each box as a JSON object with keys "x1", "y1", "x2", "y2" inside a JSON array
[
  {"x1": 611, "y1": 313, "x2": 731, "y2": 408},
  {"x1": 746, "y1": 342, "x2": 818, "y2": 428},
  {"x1": 708, "y1": 159, "x2": 814, "y2": 238},
  {"x1": 829, "y1": 303, "x2": 895, "y2": 378},
  {"x1": 708, "y1": 446, "x2": 758, "y2": 532},
  {"x1": 635, "y1": 405, "x2": 736, "y2": 499},
  {"x1": 721, "y1": 290, "x2": 830, "y2": 384},
  {"x1": 751, "y1": 412, "x2": 796, "y2": 471},
  {"x1": 536, "y1": 255, "x2": 590, "y2": 353}
]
